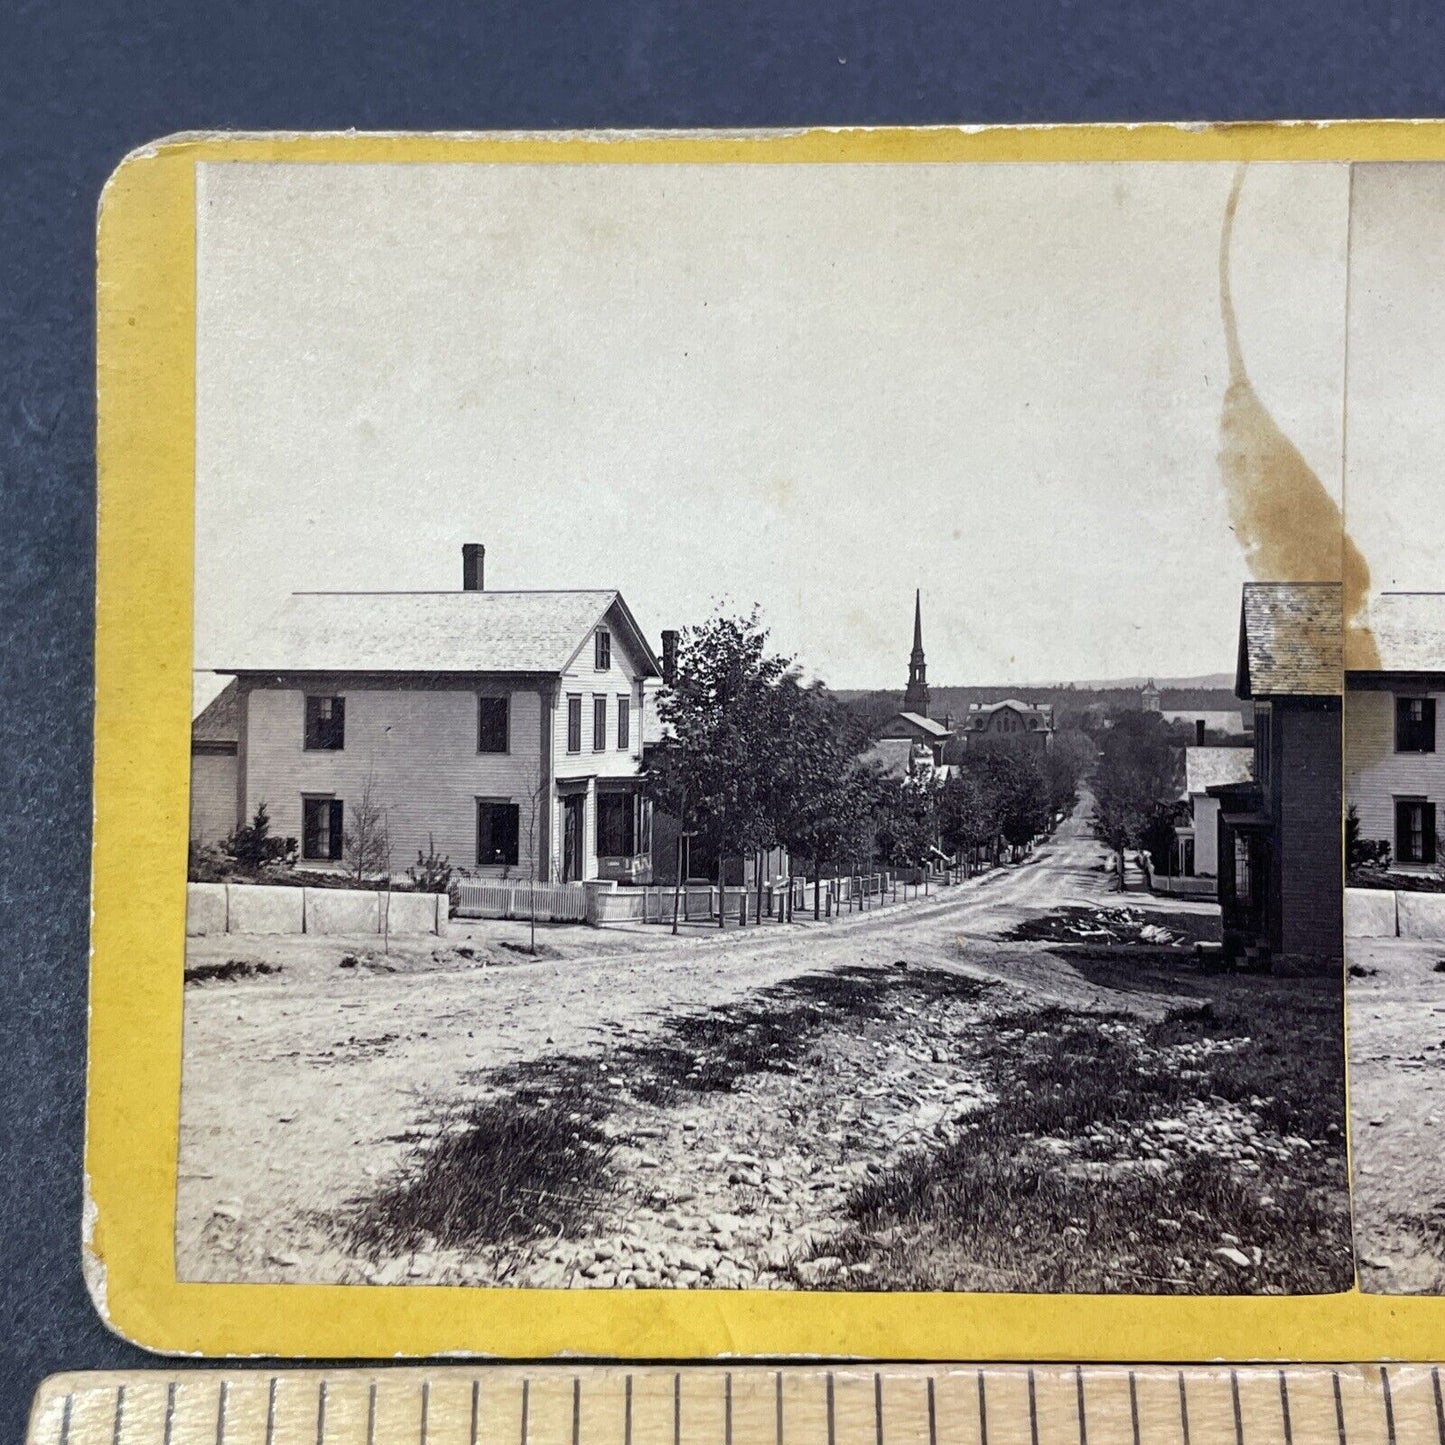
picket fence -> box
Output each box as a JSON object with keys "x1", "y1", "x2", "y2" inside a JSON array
[
  {"x1": 451, "y1": 867, "x2": 966, "y2": 927},
  {"x1": 452, "y1": 878, "x2": 589, "y2": 923}
]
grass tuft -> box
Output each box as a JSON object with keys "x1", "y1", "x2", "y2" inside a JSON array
[{"x1": 345, "y1": 1082, "x2": 616, "y2": 1256}]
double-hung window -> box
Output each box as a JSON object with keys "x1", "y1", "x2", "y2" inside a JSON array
[
  {"x1": 566, "y1": 695, "x2": 582, "y2": 753},
  {"x1": 304, "y1": 695, "x2": 345, "y2": 750},
  {"x1": 477, "y1": 799, "x2": 521, "y2": 868},
  {"x1": 302, "y1": 796, "x2": 344, "y2": 861},
  {"x1": 1396, "y1": 797, "x2": 1438, "y2": 866},
  {"x1": 478, "y1": 695, "x2": 509, "y2": 753},
  {"x1": 1396, "y1": 696, "x2": 1437, "y2": 753},
  {"x1": 617, "y1": 694, "x2": 631, "y2": 750},
  {"x1": 594, "y1": 629, "x2": 611, "y2": 670},
  {"x1": 593, "y1": 696, "x2": 607, "y2": 751}
]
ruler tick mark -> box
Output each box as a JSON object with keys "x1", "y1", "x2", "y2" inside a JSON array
[
  {"x1": 875, "y1": 1374, "x2": 885, "y2": 1445},
  {"x1": 1333, "y1": 1372, "x2": 1346, "y2": 1445},
  {"x1": 522, "y1": 1378, "x2": 531, "y2": 1445},
  {"x1": 1432, "y1": 1366, "x2": 1444, "y2": 1445},
  {"x1": 978, "y1": 1371, "x2": 989, "y2": 1445},
  {"x1": 1129, "y1": 1373, "x2": 1140, "y2": 1445},
  {"x1": 59, "y1": 1395, "x2": 73, "y2": 1445},
  {"x1": 164, "y1": 1385, "x2": 176, "y2": 1445},
  {"x1": 726, "y1": 1374, "x2": 733, "y2": 1445},
  {"x1": 367, "y1": 1384, "x2": 377, "y2": 1445},
  {"x1": 827, "y1": 1374, "x2": 836, "y2": 1445},
  {"x1": 926, "y1": 1378, "x2": 937, "y2": 1445},
  {"x1": 573, "y1": 1378, "x2": 581, "y2": 1445},
  {"x1": 1179, "y1": 1371, "x2": 1192, "y2": 1445},
  {"x1": 1278, "y1": 1372, "x2": 1293, "y2": 1445},
  {"x1": 471, "y1": 1381, "x2": 480, "y2": 1445},
  {"x1": 1029, "y1": 1371, "x2": 1039, "y2": 1445},
  {"x1": 216, "y1": 1382, "x2": 229, "y2": 1445},
  {"x1": 673, "y1": 1374, "x2": 681, "y2": 1445},
  {"x1": 266, "y1": 1380, "x2": 278, "y2": 1445},
  {"x1": 1076, "y1": 1367, "x2": 1088, "y2": 1445},
  {"x1": 1382, "y1": 1368, "x2": 1397, "y2": 1445},
  {"x1": 421, "y1": 1381, "x2": 430, "y2": 1445},
  {"x1": 775, "y1": 1373, "x2": 784, "y2": 1445},
  {"x1": 113, "y1": 1386, "x2": 126, "y2": 1445},
  {"x1": 625, "y1": 1377, "x2": 633, "y2": 1445},
  {"x1": 317, "y1": 1382, "x2": 327, "y2": 1445},
  {"x1": 1230, "y1": 1372, "x2": 1243, "y2": 1445}
]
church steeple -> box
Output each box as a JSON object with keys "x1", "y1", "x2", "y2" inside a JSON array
[{"x1": 903, "y1": 589, "x2": 930, "y2": 716}]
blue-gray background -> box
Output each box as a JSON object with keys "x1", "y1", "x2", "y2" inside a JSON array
[{"x1": 4, "y1": 1, "x2": 1444, "y2": 1433}]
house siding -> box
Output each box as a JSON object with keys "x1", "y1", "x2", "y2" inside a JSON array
[
  {"x1": 1345, "y1": 684, "x2": 1445, "y2": 850},
  {"x1": 189, "y1": 749, "x2": 238, "y2": 846},
  {"x1": 243, "y1": 684, "x2": 546, "y2": 877},
  {"x1": 1275, "y1": 699, "x2": 1343, "y2": 967},
  {"x1": 1193, "y1": 794, "x2": 1221, "y2": 876}
]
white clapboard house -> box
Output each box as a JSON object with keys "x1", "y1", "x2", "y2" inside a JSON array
[{"x1": 193, "y1": 545, "x2": 661, "y2": 885}]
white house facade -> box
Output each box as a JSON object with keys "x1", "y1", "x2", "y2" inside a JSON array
[{"x1": 200, "y1": 546, "x2": 661, "y2": 884}]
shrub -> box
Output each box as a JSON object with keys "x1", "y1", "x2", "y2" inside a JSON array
[
  {"x1": 406, "y1": 835, "x2": 454, "y2": 895},
  {"x1": 188, "y1": 840, "x2": 230, "y2": 882},
  {"x1": 1346, "y1": 805, "x2": 1391, "y2": 873},
  {"x1": 223, "y1": 803, "x2": 296, "y2": 870}
]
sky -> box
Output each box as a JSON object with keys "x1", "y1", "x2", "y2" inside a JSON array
[{"x1": 193, "y1": 158, "x2": 1390, "y2": 705}]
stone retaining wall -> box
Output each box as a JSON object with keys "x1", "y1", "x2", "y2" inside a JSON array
[
  {"x1": 1345, "y1": 886, "x2": 1445, "y2": 941},
  {"x1": 186, "y1": 883, "x2": 445, "y2": 937}
]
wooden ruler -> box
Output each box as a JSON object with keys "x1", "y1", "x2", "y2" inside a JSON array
[{"x1": 24, "y1": 1366, "x2": 1445, "y2": 1445}]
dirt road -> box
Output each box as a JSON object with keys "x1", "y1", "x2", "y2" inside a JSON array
[
  {"x1": 1348, "y1": 937, "x2": 1445, "y2": 1293},
  {"x1": 176, "y1": 802, "x2": 1224, "y2": 1287}
]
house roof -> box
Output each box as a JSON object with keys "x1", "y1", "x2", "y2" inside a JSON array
[
  {"x1": 1355, "y1": 592, "x2": 1445, "y2": 674},
  {"x1": 1161, "y1": 709, "x2": 1250, "y2": 734},
  {"x1": 1184, "y1": 746, "x2": 1254, "y2": 796},
  {"x1": 882, "y1": 711, "x2": 952, "y2": 738},
  {"x1": 963, "y1": 699, "x2": 1055, "y2": 729},
  {"x1": 192, "y1": 678, "x2": 241, "y2": 742},
  {"x1": 1236, "y1": 582, "x2": 1342, "y2": 699},
  {"x1": 218, "y1": 590, "x2": 660, "y2": 678},
  {"x1": 862, "y1": 737, "x2": 919, "y2": 779}
]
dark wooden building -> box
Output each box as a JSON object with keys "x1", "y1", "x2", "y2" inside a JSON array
[{"x1": 1209, "y1": 582, "x2": 1342, "y2": 974}]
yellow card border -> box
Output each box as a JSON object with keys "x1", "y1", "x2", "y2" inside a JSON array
[{"x1": 90, "y1": 122, "x2": 1445, "y2": 1360}]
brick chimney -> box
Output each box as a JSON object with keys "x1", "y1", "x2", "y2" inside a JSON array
[
  {"x1": 1196, "y1": 718, "x2": 1206, "y2": 746},
  {"x1": 462, "y1": 543, "x2": 485, "y2": 591},
  {"x1": 661, "y1": 629, "x2": 679, "y2": 686}
]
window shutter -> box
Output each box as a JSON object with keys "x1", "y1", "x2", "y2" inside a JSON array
[
  {"x1": 1426, "y1": 803, "x2": 1438, "y2": 865},
  {"x1": 302, "y1": 801, "x2": 321, "y2": 859},
  {"x1": 331, "y1": 697, "x2": 345, "y2": 749},
  {"x1": 328, "y1": 800, "x2": 344, "y2": 860},
  {"x1": 1425, "y1": 698, "x2": 1438, "y2": 754},
  {"x1": 502, "y1": 804, "x2": 521, "y2": 866}
]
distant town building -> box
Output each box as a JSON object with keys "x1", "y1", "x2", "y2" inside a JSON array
[
  {"x1": 960, "y1": 699, "x2": 1055, "y2": 752},
  {"x1": 1140, "y1": 678, "x2": 1161, "y2": 712},
  {"x1": 1173, "y1": 745, "x2": 1254, "y2": 888},
  {"x1": 1161, "y1": 707, "x2": 1252, "y2": 739}
]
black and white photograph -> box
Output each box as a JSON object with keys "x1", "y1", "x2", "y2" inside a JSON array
[
  {"x1": 177, "y1": 158, "x2": 1399, "y2": 1297},
  {"x1": 1337, "y1": 165, "x2": 1445, "y2": 1298}
]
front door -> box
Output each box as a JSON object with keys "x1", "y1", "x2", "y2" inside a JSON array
[{"x1": 561, "y1": 793, "x2": 585, "y2": 882}]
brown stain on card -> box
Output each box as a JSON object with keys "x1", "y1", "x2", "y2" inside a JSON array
[{"x1": 1217, "y1": 166, "x2": 1379, "y2": 670}]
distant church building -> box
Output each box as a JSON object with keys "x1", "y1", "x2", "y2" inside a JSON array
[
  {"x1": 875, "y1": 590, "x2": 952, "y2": 770},
  {"x1": 1141, "y1": 678, "x2": 1162, "y2": 712},
  {"x1": 902, "y1": 588, "x2": 930, "y2": 717}
]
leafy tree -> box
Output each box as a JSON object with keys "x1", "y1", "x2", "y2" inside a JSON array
[
  {"x1": 644, "y1": 609, "x2": 792, "y2": 926},
  {"x1": 1091, "y1": 711, "x2": 1182, "y2": 887},
  {"x1": 1043, "y1": 728, "x2": 1096, "y2": 818},
  {"x1": 874, "y1": 773, "x2": 941, "y2": 869}
]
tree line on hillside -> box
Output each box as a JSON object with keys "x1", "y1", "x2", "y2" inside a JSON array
[{"x1": 643, "y1": 611, "x2": 1097, "y2": 927}]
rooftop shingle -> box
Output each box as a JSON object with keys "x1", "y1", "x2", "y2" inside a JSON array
[
  {"x1": 218, "y1": 590, "x2": 659, "y2": 678},
  {"x1": 1237, "y1": 582, "x2": 1342, "y2": 698},
  {"x1": 1356, "y1": 592, "x2": 1445, "y2": 674}
]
